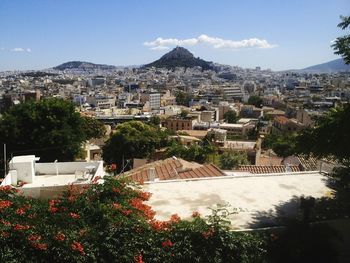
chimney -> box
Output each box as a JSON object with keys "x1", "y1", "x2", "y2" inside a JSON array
[{"x1": 148, "y1": 167, "x2": 156, "y2": 181}]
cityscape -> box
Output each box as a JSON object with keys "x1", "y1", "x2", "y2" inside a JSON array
[{"x1": 0, "y1": 1, "x2": 349, "y2": 262}]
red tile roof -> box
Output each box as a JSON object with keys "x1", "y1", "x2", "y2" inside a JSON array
[
  {"x1": 237, "y1": 165, "x2": 300, "y2": 174},
  {"x1": 123, "y1": 158, "x2": 224, "y2": 182}
]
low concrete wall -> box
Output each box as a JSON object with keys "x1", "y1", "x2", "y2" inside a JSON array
[{"x1": 36, "y1": 162, "x2": 100, "y2": 175}]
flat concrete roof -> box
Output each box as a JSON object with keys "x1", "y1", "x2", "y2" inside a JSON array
[{"x1": 144, "y1": 172, "x2": 332, "y2": 229}]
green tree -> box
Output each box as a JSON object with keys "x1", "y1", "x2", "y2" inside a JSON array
[
  {"x1": 295, "y1": 105, "x2": 350, "y2": 162},
  {"x1": 175, "y1": 91, "x2": 193, "y2": 106},
  {"x1": 179, "y1": 109, "x2": 189, "y2": 118},
  {"x1": 102, "y1": 121, "x2": 167, "y2": 172},
  {"x1": 332, "y1": 15, "x2": 350, "y2": 64},
  {"x1": 223, "y1": 109, "x2": 238, "y2": 123},
  {"x1": 149, "y1": 115, "x2": 161, "y2": 126},
  {"x1": 166, "y1": 141, "x2": 215, "y2": 164},
  {"x1": 219, "y1": 150, "x2": 249, "y2": 170},
  {"x1": 248, "y1": 95, "x2": 263, "y2": 108},
  {"x1": 0, "y1": 98, "x2": 101, "y2": 162},
  {"x1": 81, "y1": 116, "x2": 106, "y2": 139}
]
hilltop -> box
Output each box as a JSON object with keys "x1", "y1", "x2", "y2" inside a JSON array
[
  {"x1": 53, "y1": 61, "x2": 117, "y2": 71},
  {"x1": 144, "y1": 46, "x2": 214, "y2": 70},
  {"x1": 301, "y1": 58, "x2": 350, "y2": 73}
]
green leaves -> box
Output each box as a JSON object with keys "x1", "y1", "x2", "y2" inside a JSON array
[
  {"x1": 0, "y1": 98, "x2": 105, "y2": 162},
  {"x1": 332, "y1": 15, "x2": 350, "y2": 64}
]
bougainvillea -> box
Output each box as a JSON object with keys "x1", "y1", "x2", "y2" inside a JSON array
[{"x1": 0, "y1": 177, "x2": 267, "y2": 263}]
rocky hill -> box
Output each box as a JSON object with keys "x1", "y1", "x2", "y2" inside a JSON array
[{"x1": 144, "y1": 47, "x2": 214, "y2": 70}]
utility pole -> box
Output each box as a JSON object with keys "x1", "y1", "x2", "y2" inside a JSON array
[{"x1": 3, "y1": 144, "x2": 6, "y2": 176}]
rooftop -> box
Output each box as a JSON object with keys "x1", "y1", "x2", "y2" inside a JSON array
[{"x1": 144, "y1": 172, "x2": 332, "y2": 229}]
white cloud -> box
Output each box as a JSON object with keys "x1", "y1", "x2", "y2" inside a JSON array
[
  {"x1": 10, "y1": 47, "x2": 32, "y2": 52},
  {"x1": 144, "y1": 34, "x2": 276, "y2": 50},
  {"x1": 150, "y1": 45, "x2": 170, "y2": 51},
  {"x1": 0, "y1": 47, "x2": 5, "y2": 51}
]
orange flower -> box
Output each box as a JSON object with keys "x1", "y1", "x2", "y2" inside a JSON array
[{"x1": 71, "y1": 241, "x2": 85, "y2": 255}]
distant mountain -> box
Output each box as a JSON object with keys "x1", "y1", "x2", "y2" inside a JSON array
[
  {"x1": 144, "y1": 46, "x2": 214, "y2": 70},
  {"x1": 53, "y1": 61, "x2": 117, "y2": 71},
  {"x1": 302, "y1": 58, "x2": 350, "y2": 73}
]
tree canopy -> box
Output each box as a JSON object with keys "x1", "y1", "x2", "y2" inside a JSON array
[
  {"x1": 295, "y1": 105, "x2": 350, "y2": 163},
  {"x1": 0, "y1": 98, "x2": 104, "y2": 162},
  {"x1": 219, "y1": 150, "x2": 249, "y2": 170},
  {"x1": 102, "y1": 121, "x2": 168, "y2": 172},
  {"x1": 332, "y1": 15, "x2": 350, "y2": 64},
  {"x1": 248, "y1": 95, "x2": 263, "y2": 108},
  {"x1": 175, "y1": 91, "x2": 193, "y2": 107},
  {"x1": 223, "y1": 109, "x2": 238, "y2": 123}
]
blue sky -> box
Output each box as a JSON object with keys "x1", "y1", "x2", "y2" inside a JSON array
[{"x1": 0, "y1": 0, "x2": 349, "y2": 71}]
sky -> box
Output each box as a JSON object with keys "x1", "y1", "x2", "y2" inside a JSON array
[{"x1": 0, "y1": 0, "x2": 349, "y2": 71}]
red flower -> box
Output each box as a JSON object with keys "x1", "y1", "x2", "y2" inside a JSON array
[
  {"x1": 110, "y1": 163, "x2": 117, "y2": 171},
  {"x1": 1, "y1": 219, "x2": 11, "y2": 226},
  {"x1": 129, "y1": 198, "x2": 155, "y2": 220},
  {"x1": 121, "y1": 209, "x2": 132, "y2": 216},
  {"x1": 150, "y1": 220, "x2": 169, "y2": 231},
  {"x1": 48, "y1": 199, "x2": 60, "y2": 213},
  {"x1": 69, "y1": 212, "x2": 80, "y2": 219},
  {"x1": 170, "y1": 214, "x2": 181, "y2": 223},
  {"x1": 0, "y1": 185, "x2": 13, "y2": 192},
  {"x1": 28, "y1": 234, "x2": 42, "y2": 241},
  {"x1": 31, "y1": 242, "x2": 48, "y2": 250},
  {"x1": 0, "y1": 200, "x2": 12, "y2": 210},
  {"x1": 16, "y1": 207, "x2": 26, "y2": 215},
  {"x1": 0, "y1": 231, "x2": 10, "y2": 238},
  {"x1": 134, "y1": 254, "x2": 144, "y2": 263},
  {"x1": 71, "y1": 241, "x2": 85, "y2": 255},
  {"x1": 138, "y1": 191, "x2": 152, "y2": 201},
  {"x1": 92, "y1": 176, "x2": 101, "y2": 183},
  {"x1": 192, "y1": 211, "x2": 200, "y2": 218},
  {"x1": 161, "y1": 239, "x2": 174, "y2": 248},
  {"x1": 54, "y1": 232, "x2": 65, "y2": 241},
  {"x1": 13, "y1": 224, "x2": 30, "y2": 231}
]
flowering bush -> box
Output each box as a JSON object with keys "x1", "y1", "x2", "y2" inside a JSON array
[{"x1": 0, "y1": 178, "x2": 267, "y2": 262}]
